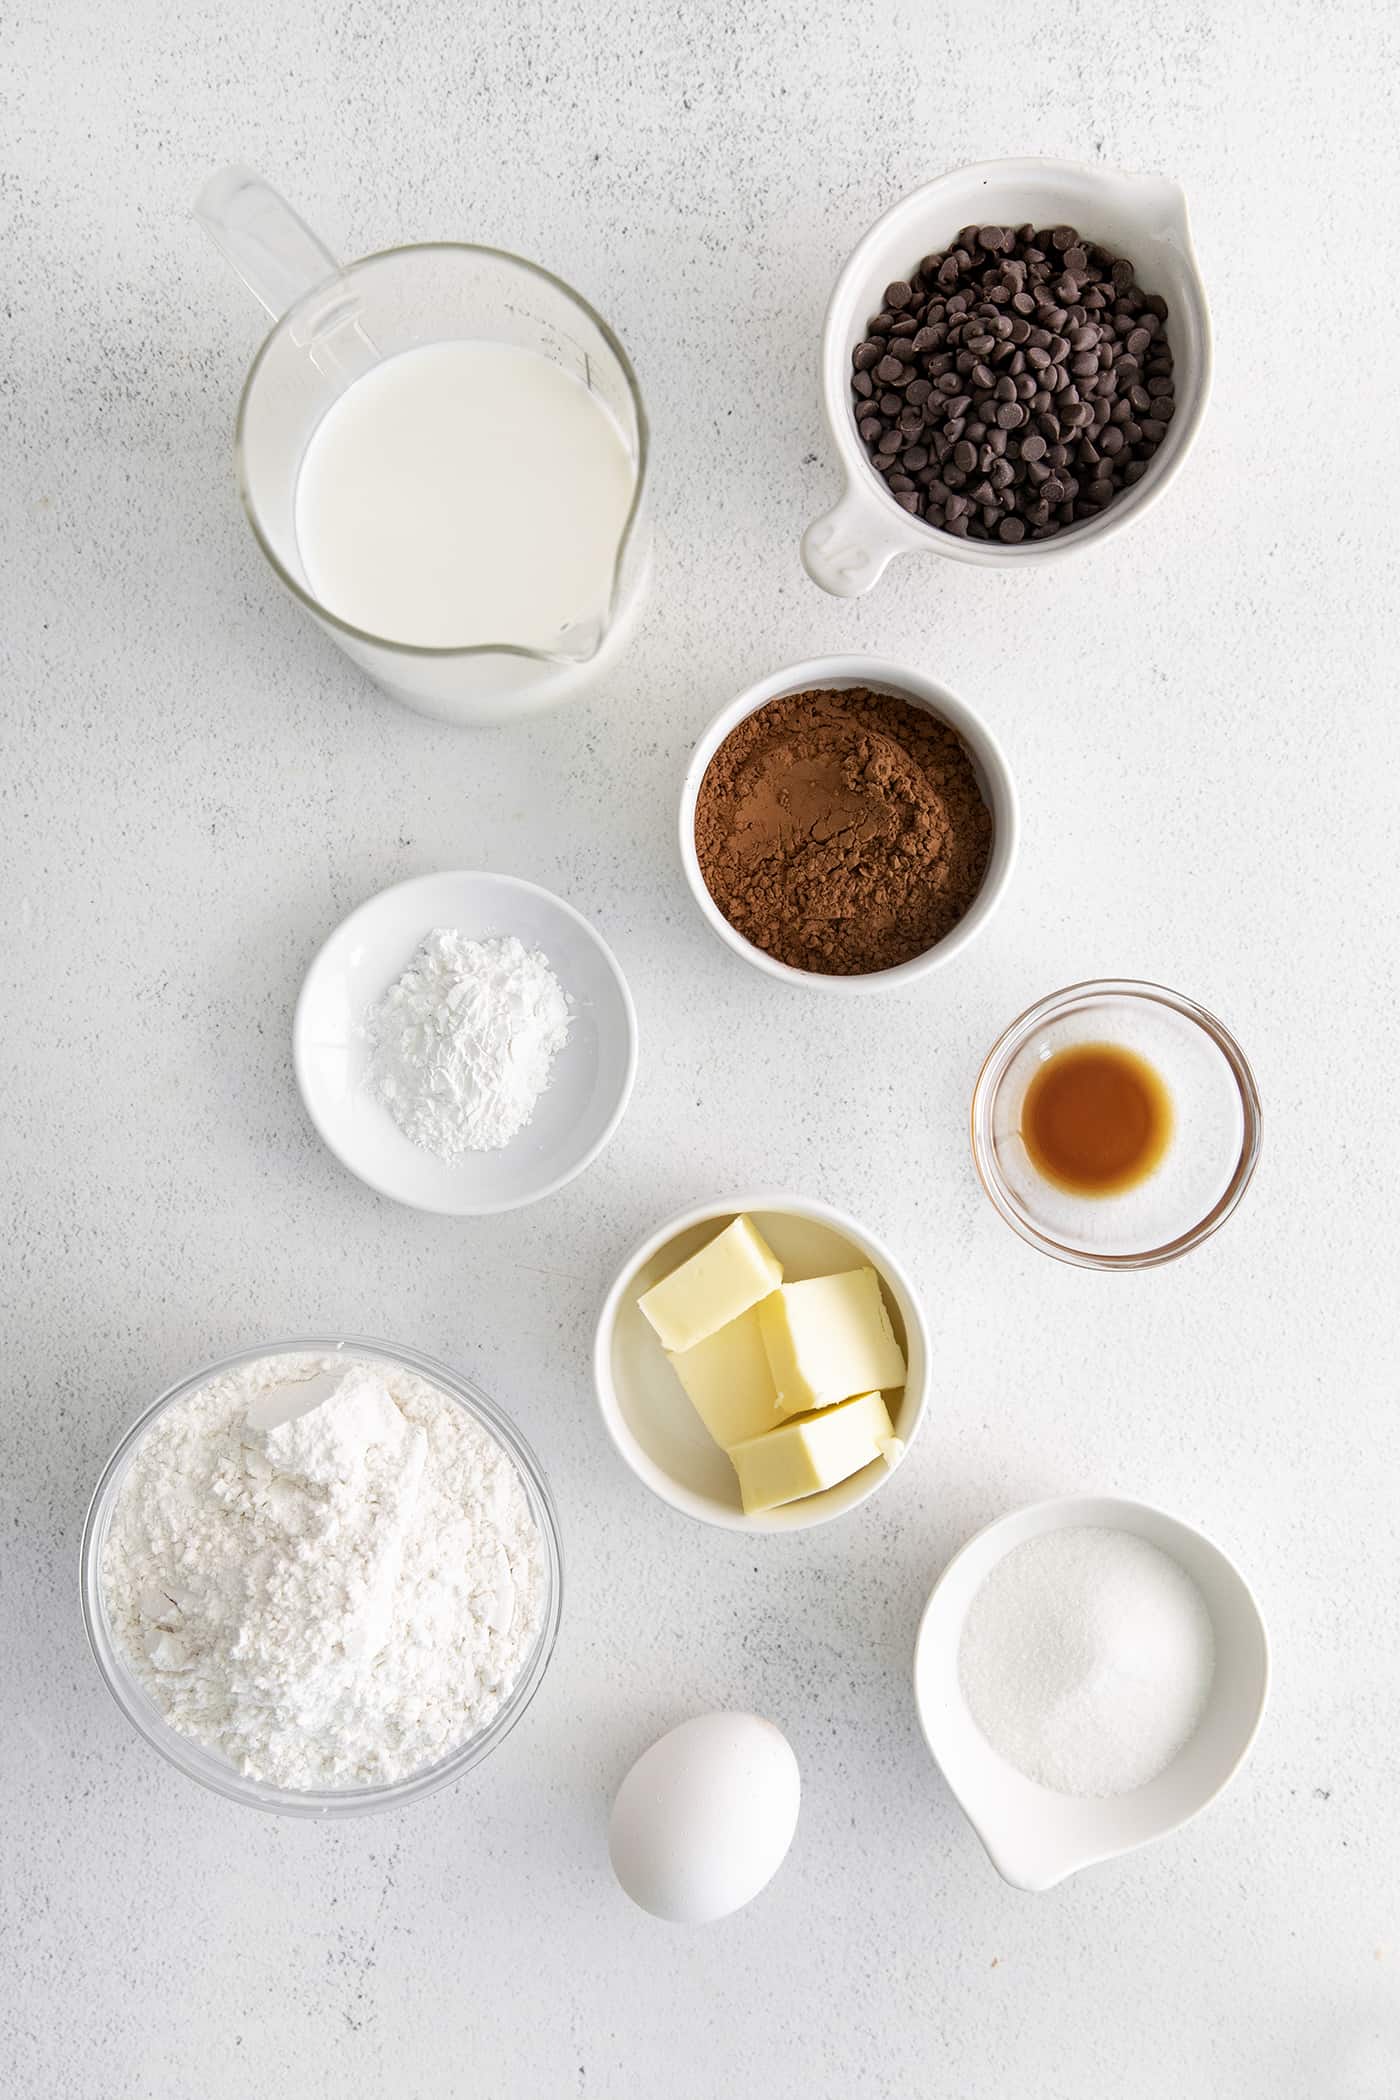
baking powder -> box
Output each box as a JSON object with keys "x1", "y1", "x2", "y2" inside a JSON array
[
  {"x1": 102, "y1": 1352, "x2": 548, "y2": 1789},
  {"x1": 366, "y1": 929, "x2": 571, "y2": 1158}
]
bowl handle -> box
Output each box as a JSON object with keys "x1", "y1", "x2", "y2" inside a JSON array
[{"x1": 801, "y1": 487, "x2": 903, "y2": 598}]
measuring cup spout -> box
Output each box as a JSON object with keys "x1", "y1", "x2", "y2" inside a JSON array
[
  {"x1": 970, "y1": 1815, "x2": 1089, "y2": 1894},
  {"x1": 194, "y1": 165, "x2": 342, "y2": 323}
]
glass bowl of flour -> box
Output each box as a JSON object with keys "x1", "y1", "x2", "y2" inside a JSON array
[{"x1": 81, "y1": 1339, "x2": 562, "y2": 1816}]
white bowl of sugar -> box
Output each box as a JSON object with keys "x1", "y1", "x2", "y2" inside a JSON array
[{"x1": 913, "y1": 1495, "x2": 1268, "y2": 1891}]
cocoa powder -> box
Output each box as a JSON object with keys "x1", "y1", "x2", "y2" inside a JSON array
[{"x1": 693, "y1": 685, "x2": 993, "y2": 975}]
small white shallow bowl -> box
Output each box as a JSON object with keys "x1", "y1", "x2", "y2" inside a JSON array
[
  {"x1": 913, "y1": 1495, "x2": 1268, "y2": 1891},
  {"x1": 679, "y1": 655, "x2": 1018, "y2": 992},
  {"x1": 802, "y1": 155, "x2": 1212, "y2": 596},
  {"x1": 294, "y1": 871, "x2": 637, "y2": 1215},
  {"x1": 593, "y1": 1193, "x2": 930, "y2": 1532}
]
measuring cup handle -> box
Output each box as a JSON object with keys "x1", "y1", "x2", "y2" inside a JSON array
[
  {"x1": 801, "y1": 487, "x2": 902, "y2": 598},
  {"x1": 194, "y1": 165, "x2": 341, "y2": 322}
]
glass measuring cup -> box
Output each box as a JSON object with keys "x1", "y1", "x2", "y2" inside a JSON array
[{"x1": 195, "y1": 167, "x2": 650, "y2": 726}]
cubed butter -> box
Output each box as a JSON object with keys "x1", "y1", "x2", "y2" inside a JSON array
[
  {"x1": 759, "y1": 1266, "x2": 906, "y2": 1417},
  {"x1": 729, "y1": 1390, "x2": 898, "y2": 1514},
  {"x1": 665, "y1": 1307, "x2": 781, "y2": 1450},
  {"x1": 637, "y1": 1214, "x2": 783, "y2": 1354}
]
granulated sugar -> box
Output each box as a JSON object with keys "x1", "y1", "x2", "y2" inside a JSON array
[{"x1": 958, "y1": 1525, "x2": 1215, "y2": 1799}]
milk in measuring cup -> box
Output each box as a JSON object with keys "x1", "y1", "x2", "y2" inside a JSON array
[{"x1": 293, "y1": 340, "x2": 634, "y2": 650}]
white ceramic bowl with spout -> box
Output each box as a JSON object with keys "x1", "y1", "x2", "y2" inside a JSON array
[
  {"x1": 912, "y1": 1495, "x2": 1268, "y2": 1891},
  {"x1": 802, "y1": 157, "x2": 1212, "y2": 597}
]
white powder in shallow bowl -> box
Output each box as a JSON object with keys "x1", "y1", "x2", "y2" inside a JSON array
[
  {"x1": 366, "y1": 929, "x2": 571, "y2": 1159},
  {"x1": 957, "y1": 1526, "x2": 1215, "y2": 1799},
  {"x1": 102, "y1": 1352, "x2": 548, "y2": 1790}
]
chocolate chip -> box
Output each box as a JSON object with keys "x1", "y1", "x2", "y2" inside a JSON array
[{"x1": 850, "y1": 221, "x2": 1173, "y2": 541}]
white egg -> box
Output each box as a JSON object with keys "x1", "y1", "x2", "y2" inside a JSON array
[{"x1": 608, "y1": 1712, "x2": 800, "y2": 1924}]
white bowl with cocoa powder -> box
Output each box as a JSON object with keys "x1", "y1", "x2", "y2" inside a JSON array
[{"x1": 678, "y1": 655, "x2": 1018, "y2": 991}]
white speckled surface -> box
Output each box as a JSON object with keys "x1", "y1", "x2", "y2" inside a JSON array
[{"x1": 4, "y1": 2, "x2": 1399, "y2": 2093}]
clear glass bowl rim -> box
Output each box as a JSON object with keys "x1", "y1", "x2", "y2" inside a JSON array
[
  {"x1": 234, "y1": 240, "x2": 651, "y2": 661},
  {"x1": 79, "y1": 1336, "x2": 564, "y2": 1818},
  {"x1": 969, "y1": 977, "x2": 1263, "y2": 1271}
]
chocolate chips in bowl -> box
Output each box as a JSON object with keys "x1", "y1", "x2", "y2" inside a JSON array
[{"x1": 850, "y1": 223, "x2": 1175, "y2": 544}]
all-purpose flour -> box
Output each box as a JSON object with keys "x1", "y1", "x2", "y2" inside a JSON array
[
  {"x1": 366, "y1": 930, "x2": 571, "y2": 1159},
  {"x1": 102, "y1": 1352, "x2": 547, "y2": 1789}
]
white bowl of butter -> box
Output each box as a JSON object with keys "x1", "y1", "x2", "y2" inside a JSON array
[{"x1": 593, "y1": 1194, "x2": 930, "y2": 1532}]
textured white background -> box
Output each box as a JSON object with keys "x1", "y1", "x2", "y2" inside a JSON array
[{"x1": 4, "y1": 3, "x2": 1399, "y2": 2094}]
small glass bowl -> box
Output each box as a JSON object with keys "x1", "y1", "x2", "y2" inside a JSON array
[
  {"x1": 971, "y1": 980, "x2": 1262, "y2": 1269},
  {"x1": 80, "y1": 1337, "x2": 563, "y2": 1817}
]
